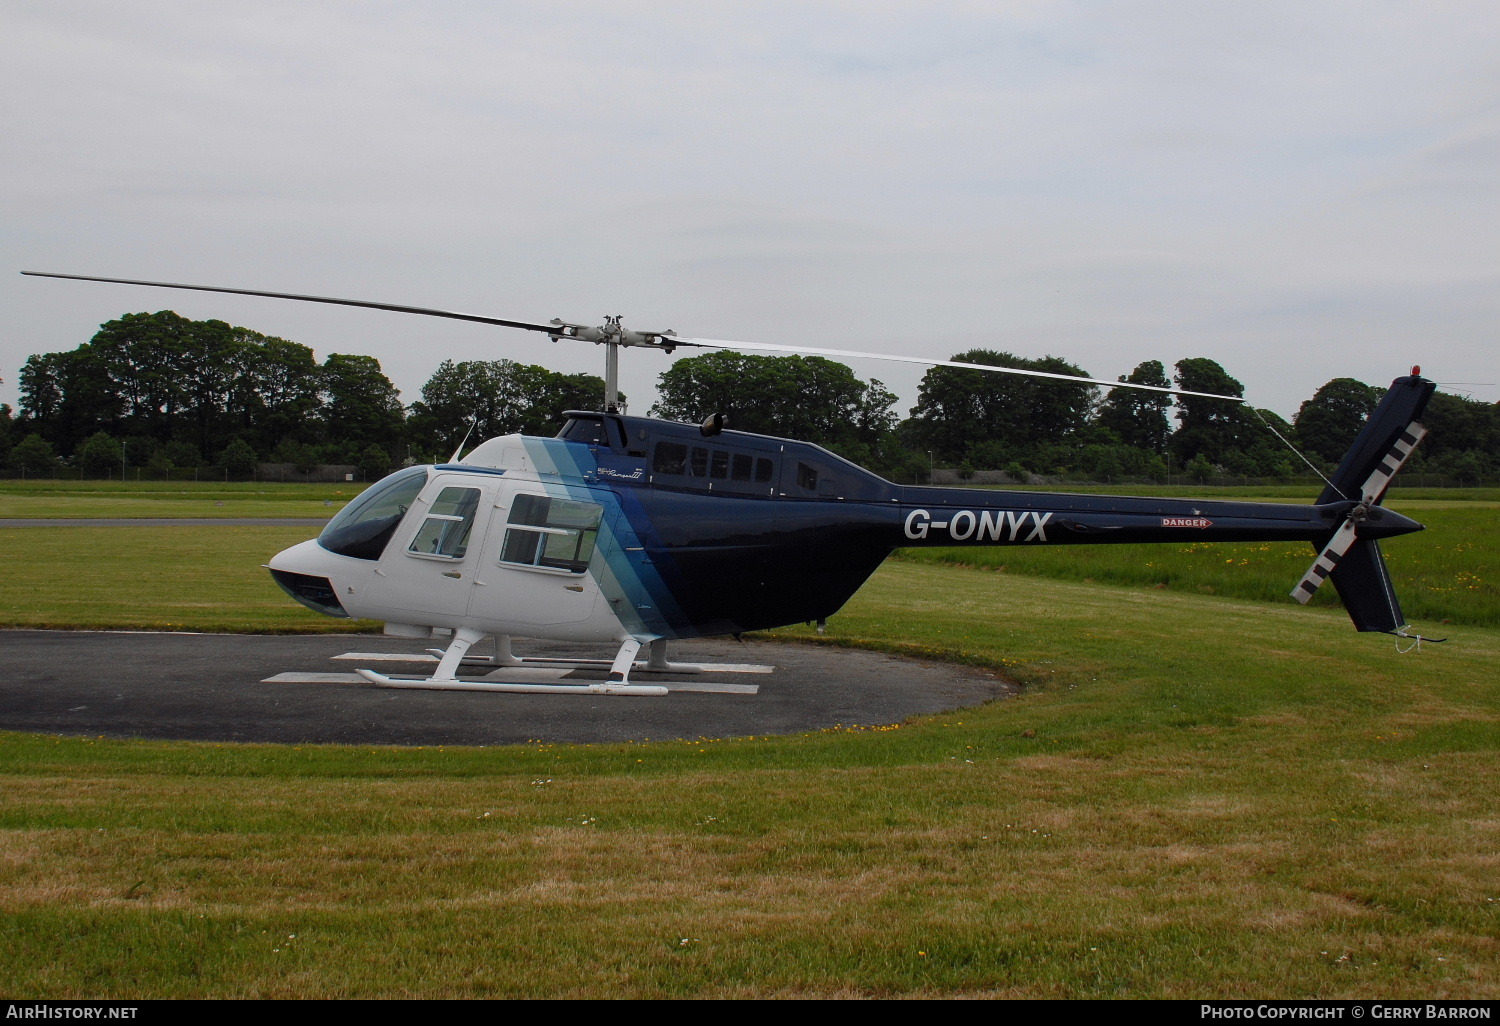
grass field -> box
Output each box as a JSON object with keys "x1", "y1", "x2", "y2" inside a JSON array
[
  {"x1": 0, "y1": 488, "x2": 1496, "y2": 997},
  {"x1": 0, "y1": 480, "x2": 354, "y2": 520},
  {"x1": 0, "y1": 526, "x2": 361, "y2": 633},
  {"x1": 1, "y1": 562, "x2": 1496, "y2": 997}
]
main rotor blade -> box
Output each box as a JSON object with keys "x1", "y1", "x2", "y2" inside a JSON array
[
  {"x1": 23, "y1": 270, "x2": 1244, "y2": 402},
  {"x1": 665, "y1": 334, "x2": 1245, "y2": 402},
  {"x1": 20, "y1": 272, "x2": 562, "y2": 335}
]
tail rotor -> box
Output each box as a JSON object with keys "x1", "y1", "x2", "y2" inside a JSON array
[{"x1": 1288, "y1": 370, "x2": 1437, "y2": 637}]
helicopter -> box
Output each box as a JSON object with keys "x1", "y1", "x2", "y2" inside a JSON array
[{"x1": 22, "y1": 271, "x2": 1438, "y2": 696}]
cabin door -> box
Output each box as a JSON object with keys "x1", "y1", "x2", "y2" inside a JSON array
[
  {"x1": 372, "y1": 474, "x2": 494, "y2": 621},
  {"x1": 474, "y1": 483, "x2": 602, "y2": 627}
]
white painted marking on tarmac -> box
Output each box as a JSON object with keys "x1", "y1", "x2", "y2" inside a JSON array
[
  {"x1": 331, "y1": 652, "x2": 775, "y2": 674},
  {"x1": 263, "y1": 672, "x2": 366, "y2": 683},
  {"x1": 262, "y1": 671, "x2": 758, "y2": 694}
]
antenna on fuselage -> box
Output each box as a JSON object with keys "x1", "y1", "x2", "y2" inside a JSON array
[{"x1": 448, "y1": 415, "x2": 479, "y2": 464}]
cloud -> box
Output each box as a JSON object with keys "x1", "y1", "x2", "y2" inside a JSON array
[{"x1": 3, "y1": 1, "x2": 1496, "y2": 419}]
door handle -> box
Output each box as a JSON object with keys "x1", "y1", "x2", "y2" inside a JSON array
[{"x1": 442, "y1": 571, "x2": 462, "y2": 579}]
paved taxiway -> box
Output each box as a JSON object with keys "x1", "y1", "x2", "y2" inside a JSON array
[{"x1": 0, "y1": 631, "x2": 1013, "y2": 746}]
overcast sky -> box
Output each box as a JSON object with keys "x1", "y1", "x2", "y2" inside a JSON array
[{"x1": 4, "y1": 1, "x2": 1496, "y2": 426}]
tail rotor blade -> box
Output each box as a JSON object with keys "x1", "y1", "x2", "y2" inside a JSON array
[
  {"x1": 1291, "y1": 520, "x2": 1359, "y2": 605},
  {"x1": 1358, "y1": 421, "x2": 1428, "y2": 506}
]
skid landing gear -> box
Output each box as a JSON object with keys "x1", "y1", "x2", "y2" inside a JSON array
[
  {"x1": 354, "y1": 629, "x2": 669, "y2": 696},
  {"x1": 358, "y1": 634, "x2": 774, "y2": 675}
]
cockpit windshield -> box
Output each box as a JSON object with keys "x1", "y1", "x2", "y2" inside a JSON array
[{"x1": 317, "y1": 466, "x2": 428, "y2": 560}]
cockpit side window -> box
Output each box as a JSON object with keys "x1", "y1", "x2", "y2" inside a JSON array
[
  {"x1": 407, "y1": 486, "x2": 481, "y2": 559},
  {"x1": 318, "y1": 466, "x2": 429, "y2": 560}
]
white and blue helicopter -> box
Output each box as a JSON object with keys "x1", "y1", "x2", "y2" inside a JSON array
[{"x1": 23, "y1": 272, "x2": 1438, "y2": 696}]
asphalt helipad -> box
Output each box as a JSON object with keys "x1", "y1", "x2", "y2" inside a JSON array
[{"x1": 0, "y1": 631, "x2": 1013, "y2": 746}]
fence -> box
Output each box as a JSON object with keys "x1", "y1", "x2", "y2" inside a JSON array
[{"x1": 0, "y1": 464, "x2": 362, "y2": 484}]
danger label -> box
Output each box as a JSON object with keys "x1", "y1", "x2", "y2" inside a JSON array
[{"x1": 1161, "y1": 517, "x2": 1213, "y2": 528}]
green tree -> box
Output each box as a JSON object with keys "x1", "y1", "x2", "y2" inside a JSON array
[
  {"x1": 77, "y1": 431, "x2": 123, "y2": 478},
  {"x1": 910, "y1": 350, "x2": 1096, "y2": 463},
  {"x1": 320, "y1": 354, "x2": 405, "y2": 453},
  {"x1": 238, "y1": 335, "x2": 324, "y2": 452},
  {"x1": 359, "y1": 444, "x2": 393, "y2": 479},
  {"x1": 19, "y1": 311, "x2": 333, "y2": 460},
  {"x1": 161, "y1": 440, "x2": 203, "y2": 469},
  {"x1": 19, "y1": 348, "x2": 120, "y2": 454},
  {"x1": 652, "y1": 352, "x2": 897, "y2": 454},
  {"x1": 1185, "y1": 453, "x2": 1215, "y2": 482},
  {"x1": 123, "y1": 436, "x2": 159, "y2": 468},
  {"x1": 407, "y1": 359, "x2": 609, "y2": 454},
  {"x1": 1291, "y1": 378, "x2": 1382, "y2": 464},
  {"x1": 1414, "y1": 392, "x2": 1499, "y2": 467},
  {"x1": 11, "y1": 433, "x2": 56, "y2": 474},
  {"x1": 1094, "y1": 360, "x2": 1172, "y2": 453},
  {"x1": 216, "y1": 438, "x2": 260, "y2": 477},
  {"x1": 274, "y1": 439, "x2": 320, "y2": 474},
  {"x1": 1170, "y1": 358, "x2": 1258, "y2": 464}
]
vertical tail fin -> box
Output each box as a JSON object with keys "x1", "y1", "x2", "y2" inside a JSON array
[
  {"x1": 1294, "y1": 370, "x2": 1435, "y2": 634},
  {"x1": 1317, "y1": 372, "x2": 1436, "y2": 505},
  {"x1": 1328, "y1": 539, "x2": 1406, "y2": 633}
]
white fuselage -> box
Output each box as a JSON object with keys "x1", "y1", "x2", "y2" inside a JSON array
[{"x1": 268, "y1": 441, "x2": 633, "y2": 644}]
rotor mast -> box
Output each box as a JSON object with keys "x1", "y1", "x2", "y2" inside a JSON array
[
  {"x1": 549, "y1": 314, "x2": 680, "y2": 414},
  {"x1": 604, "y1": 336, "x2": 621, "y2": 413}
]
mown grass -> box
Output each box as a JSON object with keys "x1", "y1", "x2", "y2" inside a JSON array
[
  {"x1": 0, "y1": 526, "x2": 367, "y2": 633},
  {"x1": 1, "y1": 562, "x2": 1496, "y2": 998},
  {"x1": 0, "y1": 479, "x2": 356, "y2": 519}
]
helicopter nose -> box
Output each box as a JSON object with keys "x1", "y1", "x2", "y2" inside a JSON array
[{"x1": 267, "y1": 539, "x2": 350, "y2": 618}]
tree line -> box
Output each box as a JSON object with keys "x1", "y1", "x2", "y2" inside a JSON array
[{"x1": 3, "y1": 309, "x2": 1497, "y2": 484}]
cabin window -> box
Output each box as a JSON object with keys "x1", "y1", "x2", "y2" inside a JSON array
[
  {"x1": 689, "y1": 447, "x2": 709, "y2": 477},
  {"x1": 731, "y1": 454, "x2": 753, "y2": 481},
  {"x1": 499, "y1": 494, "x2": 602, "y2": 574},
  {"x1": 653, "y1": 441, "x2": 687, "y2": 474},
  {"x1": 407, "y1": 486, "x2": 481, "y2": 559},
  {"x1": 756, "y1": 458, "x2": 775, "y2": 483},
  {"x1": 317, "y1": 466, "x2": 428, "y2": 560},
  {"x1": 710, "y1": 450, "x2": 730, "y2": 479},
  {"x1": 797, "y1": 462, "x2": 818, "y2": 491}
]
